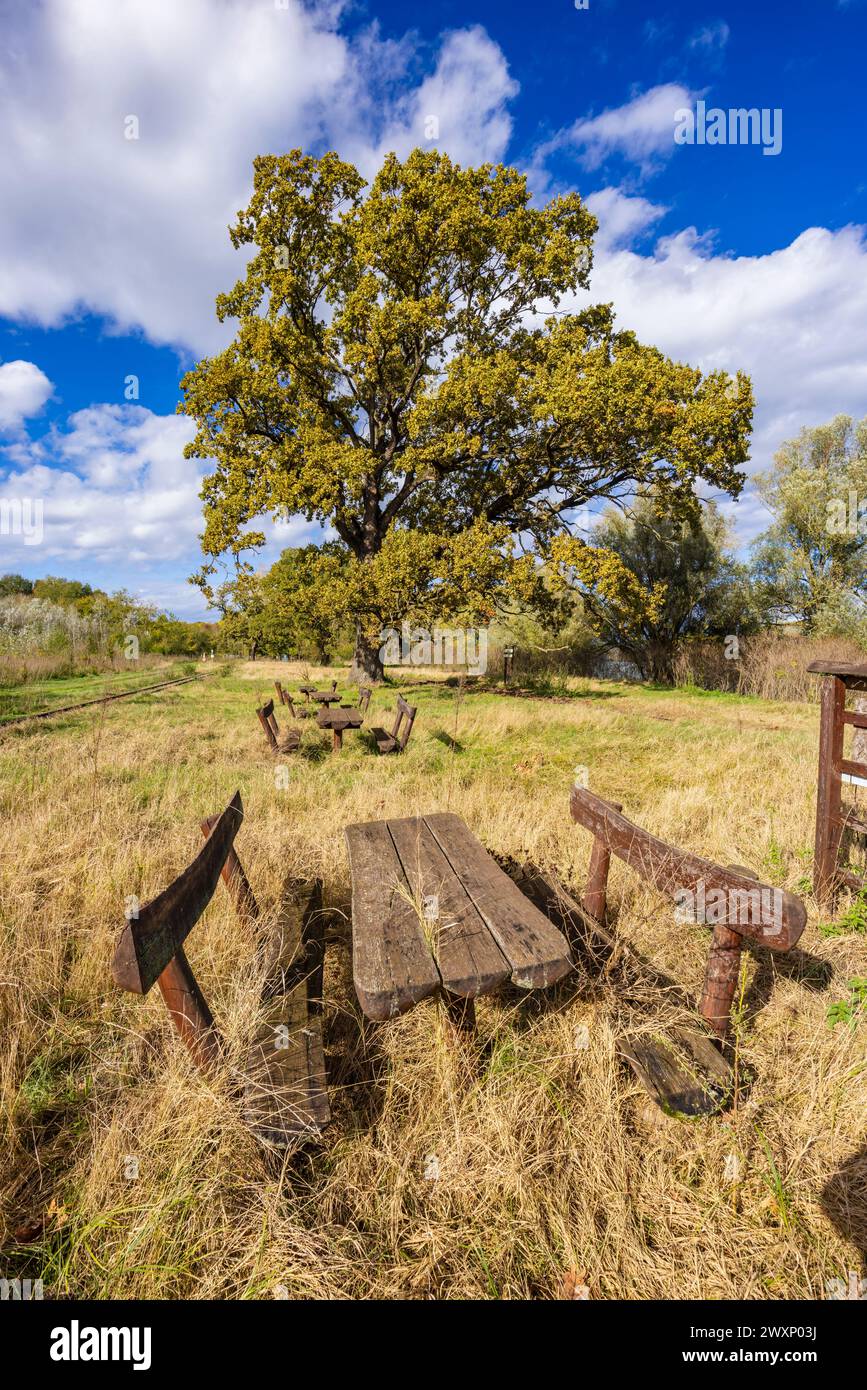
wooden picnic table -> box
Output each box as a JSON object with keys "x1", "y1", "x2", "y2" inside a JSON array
[
  {"x1": 311, "y1": 690, "x2": 342, "y2": 706},
  {"x1": 344, "y1": 812, "x2": 572, "y2": 1028},
  {"x1": 297, "y1": 685, "x2": 317, "y2": 702},
  {"x1": 317, "y1": 705, "x2": 364, "y2": 751}
]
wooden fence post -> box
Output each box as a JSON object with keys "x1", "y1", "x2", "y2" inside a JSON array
[{"x1": 814, "y1": 674, "x2": 846, "y2": 905}]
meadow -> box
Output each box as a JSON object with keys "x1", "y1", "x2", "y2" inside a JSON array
[{"x1": 0, "y1": 660, "x2": 864, "y2": 1300}]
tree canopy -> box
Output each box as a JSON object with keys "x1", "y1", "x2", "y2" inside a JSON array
[
  {"x1": 550, "y1": 492, "x2": 756, "y2": 682},
  {"x1": 750, "y1": 414, "x2": 867, "y2": 636},
  {"x1": 181, "y1": 147, "x2": 754, "y2": 677}
]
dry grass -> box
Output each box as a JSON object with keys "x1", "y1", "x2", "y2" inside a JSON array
[{"x1": 0, "y1": 660, "x2": 864, "y2": 1300}]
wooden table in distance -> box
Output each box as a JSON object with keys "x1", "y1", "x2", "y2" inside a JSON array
[
  {"x1": 344, "y1": 812, "x2": 573, "y2": 1029},
  {"x1": 311, "y1": 690, "x2": 342, "y2": 707},
  {"x1": 317, "y1": 705, "x2": 364, "y2": 752},
  {"x1": 297, "y1": 685, "x2": 316, "y2": 703}
]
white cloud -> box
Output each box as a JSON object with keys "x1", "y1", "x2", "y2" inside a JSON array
[
  {"x1": 584, "y1": 187, "x2": 668, "y2": 250},
  {"x1": 688, "y1": 21, "x2": 731, "y2": 53},
  {"x1": 0, "y1": 361, "x2": 54, "y2": 432},
  {"x1": 0, "y1": 2, "x2": 517, "y2": 356},
  {"x1": 0, "y1": 404, "x2": 201, "y2": 565},
  {"x1": 547, "y1": 83, "x2": 694, "y2": 173},
  {"x1": 564, "y1": 221, "x2": 867, "y2": 543}
]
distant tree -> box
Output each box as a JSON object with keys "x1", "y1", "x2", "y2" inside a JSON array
[
  {"x1": 259, "y1": 545, "x2": 349, "y2": 663},
  {"x1": 32, "y1": 576, "x2": 94, "y2": 605},
  {"x1": 0, "y1": 574, "x2": 33, "y2": 597},
  {"x1": 551, "y1": 493, "x2": 756, "y2": 682},
  {"x1": 180, "y1": 147, "x2": 753, "y2": 681},
  {"x1": 749, "y1": 415, "x2": 867, "y2": 634},
  {"x1": 145, "y1": 616, "x2": 214, "y2": 656},
  {"x1": 210, "y1": 571, "x2": 269, "y2": 660}
]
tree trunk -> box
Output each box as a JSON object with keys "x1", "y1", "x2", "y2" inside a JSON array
[
  {"x1": 248, "y1": 637, "x2": 259, "y2": 661},
  {"x1": 350, "y1": 625, "x2": 384, "y2": 683}
]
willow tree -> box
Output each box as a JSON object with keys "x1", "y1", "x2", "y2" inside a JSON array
[{"x1": 181, "y1": 147, "x2": 753, "y2": 680}]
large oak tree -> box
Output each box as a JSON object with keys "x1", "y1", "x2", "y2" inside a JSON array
[{"x1": 181, "y1": 147, "x2": 753, "y2": 679}]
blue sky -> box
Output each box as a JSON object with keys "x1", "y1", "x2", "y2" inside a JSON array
[{"x1": 1, "y1": 0, "x2": 866, "y2": 618}]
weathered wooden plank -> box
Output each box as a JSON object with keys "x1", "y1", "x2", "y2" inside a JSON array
[
  {"x1": 112, "y1": 792, "x2": 243, "y2": 995},
  {"x1": 371, "y1": 727, "x2": 398, "y2": 753},
  {"x1": 244, "y1": 880, "x2": 330, "y2": 1143},
  {"x1": 570, "y1": 787, "x2": 806, "y2": 951},
  {"x1": 424, "y1": 813, "x2": 572, "y2": 989},
  {"x1": 345, "y1": 820, "x2": 441, "y2": 1020},
  {"x1": 618, "y1": 1029, "x2": 734, "y2": 1117},
  {"x1": 387, "y1": 816, "x2": 511, "y2": 999},
  {"x1": 807, "y1": 659, "x2": 867, "y2": 687}
]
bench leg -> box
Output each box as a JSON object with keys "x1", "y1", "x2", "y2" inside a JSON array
[
  {"x1": 441, "y1": 990, "x2": 476, "y2": 1035},
  {"x1": 157, "y1": 947, "x2": 222, "y2": 1070},
  {"x1": 700, "y1": 923, "x2": 743, "y2": 1039},
  {"x1": 583, "y1": 837, "x2": 611, "y2": 923}
]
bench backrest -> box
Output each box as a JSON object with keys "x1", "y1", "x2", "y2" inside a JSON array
[
  {"x1": 570, "y1": 786, "x2": 805, "y2": 950},
  {"x1": 275, "y1": 680, "x2": 288, "y2": 706},
  {"x1": 111, "y1": 793, "x2": 260, "y2": 1075},
  {"x1": 256, "y1": 699, "x2": 280, "y2": 750},
  {"x1": 112, "y1": 791, "x2": 246, "y2": 996},
  {"x1": 358, "y1": 686, "x2": 372, "y2": 715},
  {"x1": 390, "y1": 696, "x2": 417, "y2": 751},
  {"x1": 570, "y1": 783, "x2": 807, "y2": 1037}
]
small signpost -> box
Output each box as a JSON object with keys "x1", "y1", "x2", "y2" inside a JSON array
[{"x1": 503, "y1": 646, "x2": 515, "y2": 685}]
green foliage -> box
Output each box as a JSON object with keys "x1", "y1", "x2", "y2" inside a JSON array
[
  {"x1": 180, "y1": 147, "x2": 753, "y2": 672},
  {"x1": 819, "y1": 886, "x2": 867, "y2": 937},
  {"x1": 0, "y1": 573, "x2": 33, "y2": 597},
  {"x1": 826, "y1": 978, "x2": 867, "y2": 1030},
  {"x1": 0, "y1": 574, "x2": 213, "y2": 662},
  {"x1": 750, "y1": 415, "x2": 867, "y2": 634},
  {"x1": 260, "y1": 544, "x2": 350, "y2": 661},
  {"x1": 549, "y1": 492, "x2": 756, "y2": 681},
  {"x1": 33, "y1": 576, "x2": 94, "y2": 605}
]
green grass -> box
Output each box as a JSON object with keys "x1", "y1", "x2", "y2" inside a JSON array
[
  {"x1": 0, "y1": 659, "x2": 198, "y2": 720},
  {"x1": 0, "y1": 657, "x2": 864, "y2": 1301}
]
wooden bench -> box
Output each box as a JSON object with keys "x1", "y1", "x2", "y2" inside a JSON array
[
  {"x1": 353, "y1": 686, "x2": 372, "y2": 715},
  {"x1": 370, "y1": 696, "x2": 417, "y2": 755},
  {"x1": 568, "y1": 783, "x2": 807, "y2": 1114},
  {"x1": 570, "y1": 784, "x2": 806, "y2": 1033},
  {"x1": 256, "y1": 698, "x2": 300, "y2": 754},
  {"x1": 275, "y1": 682, "x2": 313, "y2": 719},
  {"x1": 110, "y1": 792, "x2": 330, "y2": 1143},
  {"x1": 345, "y1": 812, "x2": 572, "y2": 1028}
]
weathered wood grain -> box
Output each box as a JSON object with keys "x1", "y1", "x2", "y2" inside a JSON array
[
  {"x1": 244, "y1": 880, "x2": 330, "y2": 1143},
  {"x1": 387, "y1": 816, "x2": 511, "y2": 999},
  {"x1": 345, "y1": 819, "x2": 441, "y2": 1019},
  {"x1": 424, "y1": 812, "x2": 573, "y2": 989},
  {"x1": 112, "y1": 791, "x2": 244, "y2": 995},
  {"x1": 570, "y1": 787, "x2": 805, "y2": 951},
  {"x1": 618, "y1": 1029, "x2": 734, "y2": 1117}
]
